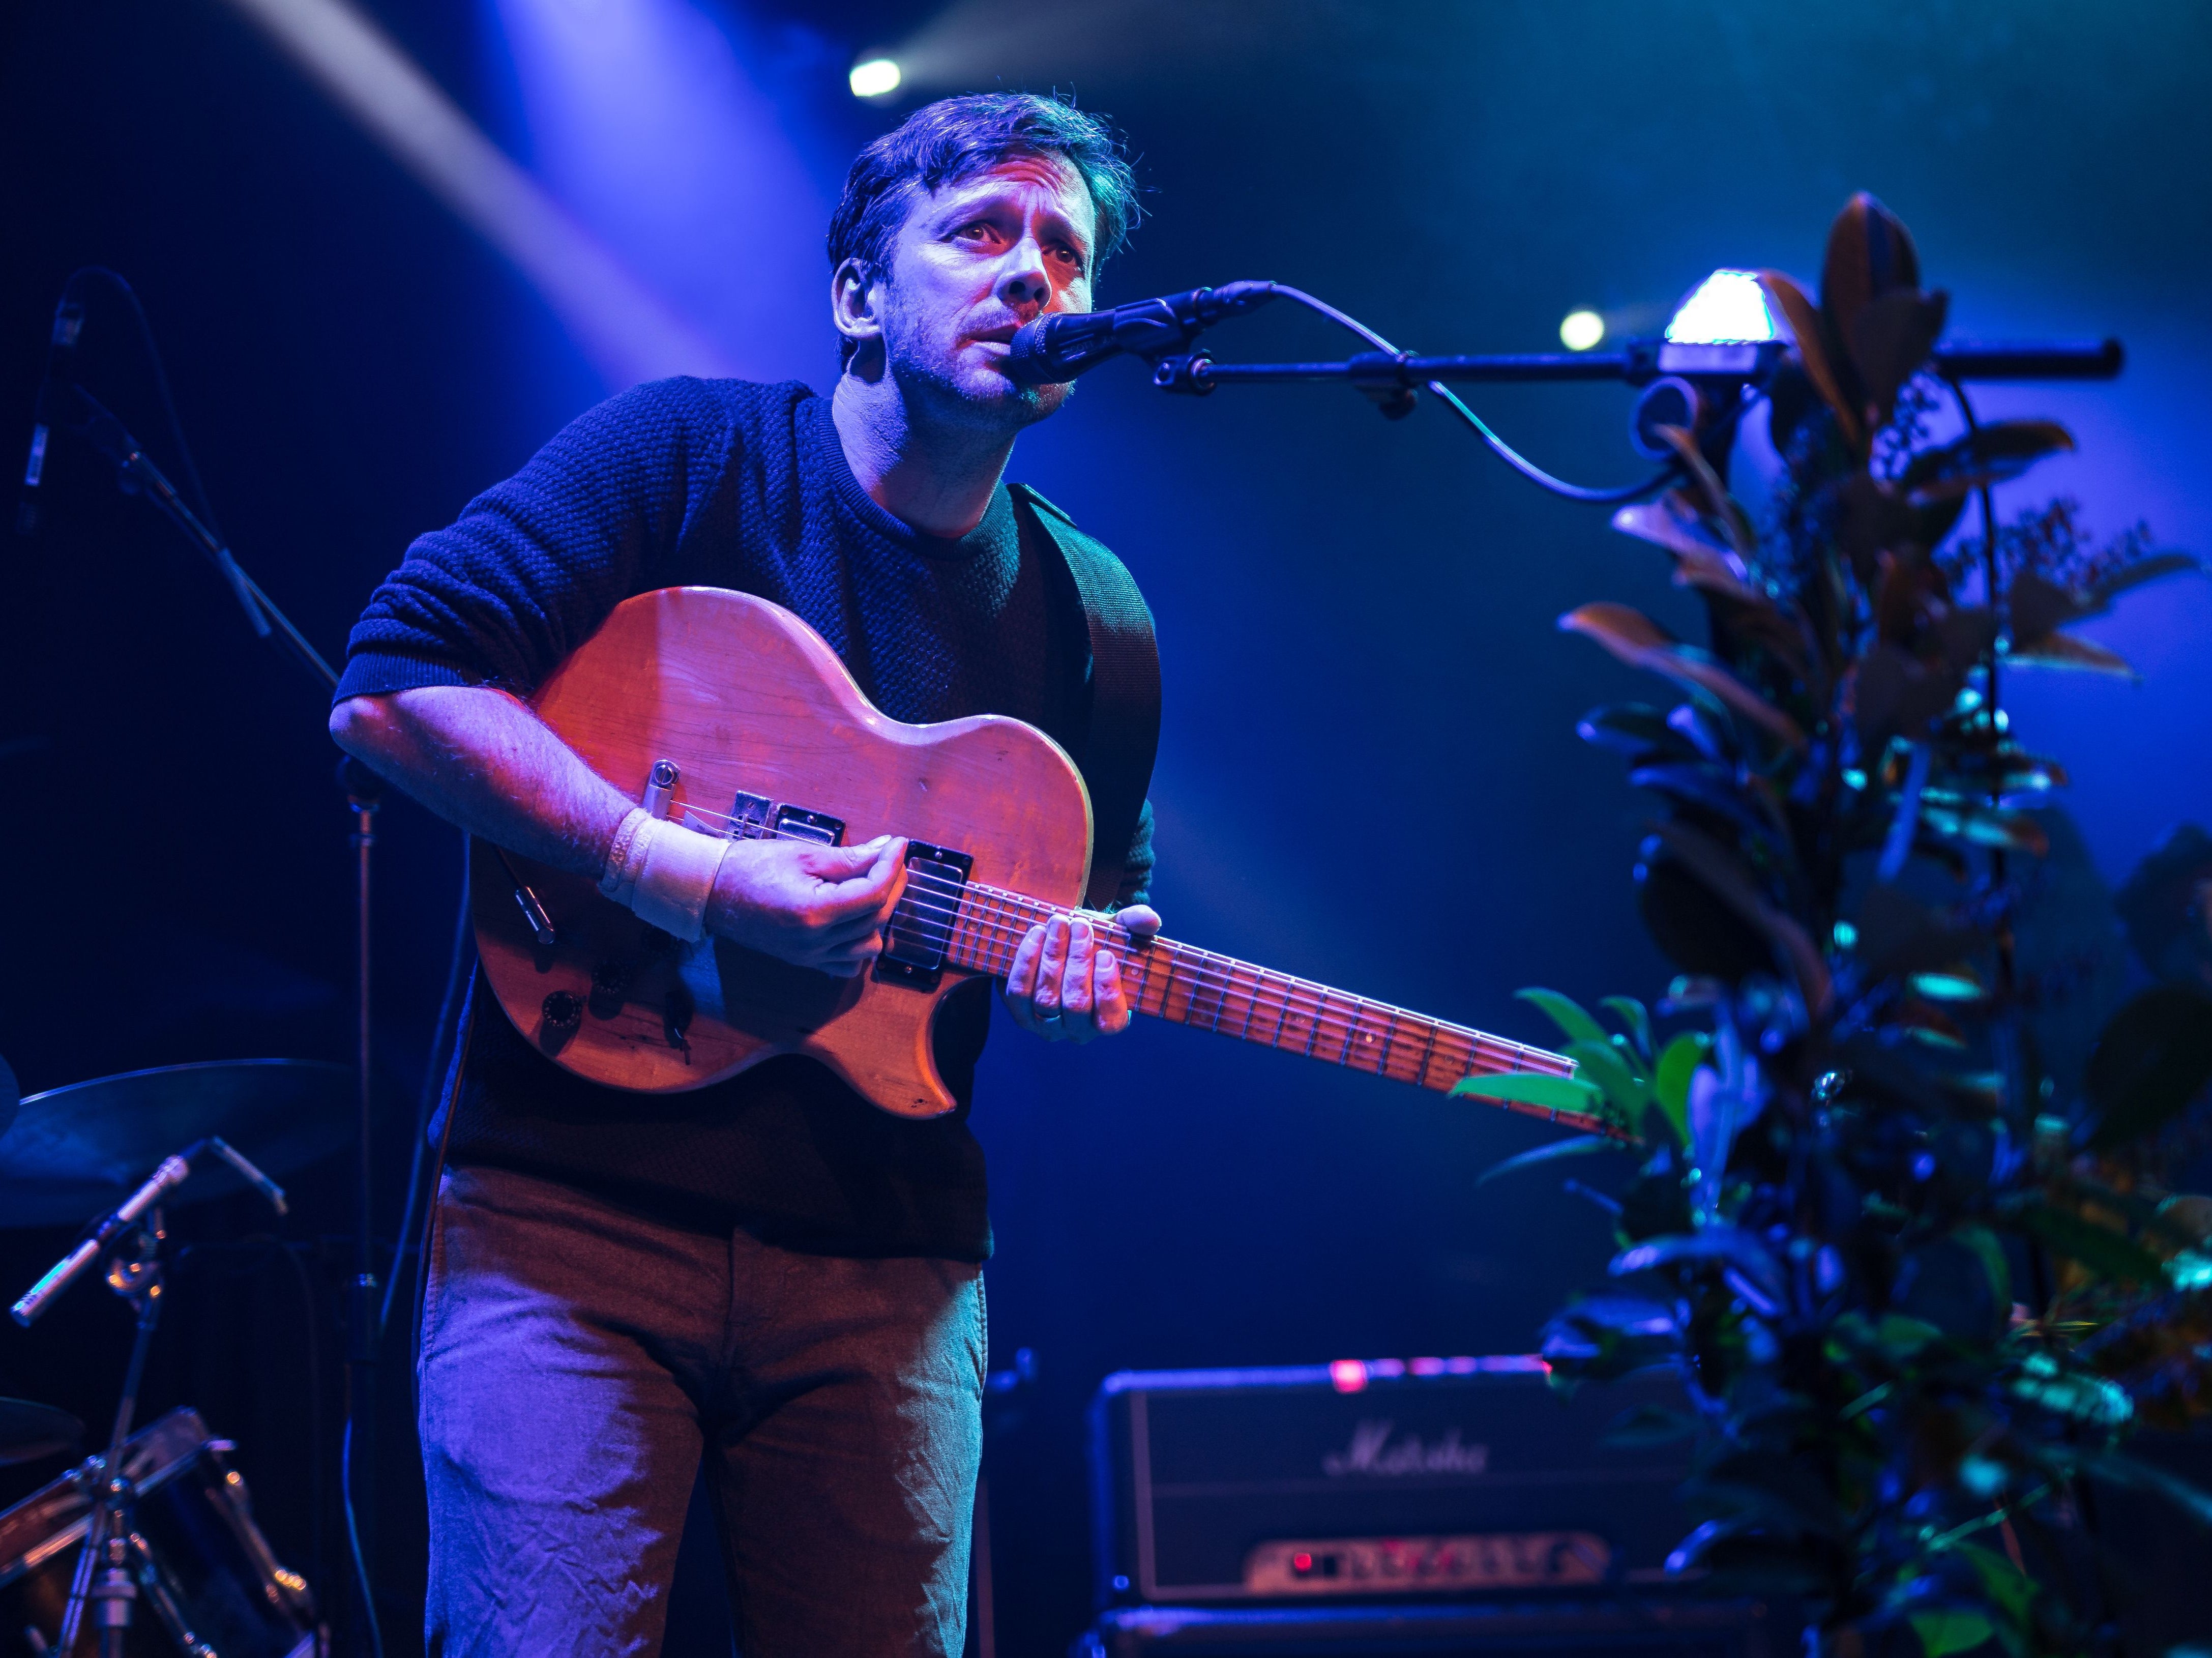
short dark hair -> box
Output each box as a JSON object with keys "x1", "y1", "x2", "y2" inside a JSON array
[{"x1": 827, "y1": 93, "x2": 1140, "y2": 363}]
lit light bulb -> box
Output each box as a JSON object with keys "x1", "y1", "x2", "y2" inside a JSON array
[
  {"x1": 1559, "y1": 309, "x2": 1605, "y2": 352},
  {"x1": 849, "y1": 59, "x2": 901, "y2": 99},
  {"x1": 1664, "y1": 270, "x2": 1776, "y2": 345}
]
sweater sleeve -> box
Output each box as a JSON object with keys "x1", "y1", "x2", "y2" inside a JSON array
[{"x1": 334, "y1": 376, "x2": 736, "y2": 702}]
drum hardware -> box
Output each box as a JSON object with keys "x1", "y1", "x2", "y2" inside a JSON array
[
  {"x1": 8, "y1": 1143, "x2": 287, "y2": 1656},
  {"x1": 0, "y1": 1409, "x2": 316, "y2": 1657}
]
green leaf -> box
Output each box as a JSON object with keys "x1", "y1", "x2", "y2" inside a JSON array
[
  {"x1": 1565, "y1": 1039, "x2": 1650, "y2": 1114},
  {"x1": 1475, "y1": 1133, "x2": 1615, "y2": 1186},
  {"x1": 1653, "y1": 1032, "x2": 1710, "y2": 1147},
  {"x1": 2015, "y1": 1202, "x2": 2167, "y2": 1286},
  {"x1": 1902, "y1": 420, "x2": 2076, "y2": 504},
  {"x1": 1611, "y1": 495, "x2": 1737, "y2": 563},
  {"x1": 1916, "y1": 802, "x2": 2051, "y2": 855},
  {"x1": 2010, "y1": 1354, "x2": 2134, "y2": 1426},
  {"x1": 1954, "y1": 1543, "x2": 2033, "y2": 1625},
  {"x1": 1576, "y1": 703, "x2": 1697, "y2": 761},
  {"x1": 1612, "y1": 1227, "x2": 1785, "y2": 1299},
  {"x1": 2084, "y1": 549, "x2": 2201, "y2": 609},
  {"x1": 1516, "y1": 987, "x2": 1609, "y2": 1048},
  {"x1": 2005, "y1": 632, "x2": 2137, "y2": 678},
  {"x1": 1956, "y1": 1225, "x2": 2013, "y2": 1312},
  {"x1": 1759, "y1": 269, "x2": 1863, "y2": 452},
  {"x1": 1601, "y1": 997, "x2": 1655, "y2": 1062},
  {"x1": 1451, "y1": 1071, "x2": 1608, "y2": 1113},
  {"x1": 1874, "y1": 1314, "x2": 1945, "y2": 1358},
  {"x1": 1911, "y1": 1611, "x2": 1996, "y2": 1658},
  {"x1": 1557, "y1": 604, "x2": 1808, "y2": 748},
  {"x1": 1541, "y1": 1295, "x2": 1682, "y2": 1379},
  {"x1": 1651, "y1": 427, "x2": 1757, "y2": 558},
  {"x1": 1849, "y1": 288, "x2": 1948, "y2": 423},
  {"x1": 2084, "y1": 986, "x2": 2212, "y2": 1152}
]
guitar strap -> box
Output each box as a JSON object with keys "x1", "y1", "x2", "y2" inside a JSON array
[{"x1": 1008, "y1": 483, "x2": 1162, "y2": 911}]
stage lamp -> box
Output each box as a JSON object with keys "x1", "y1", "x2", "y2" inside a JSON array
[
  {"x1": 1559, "y1": 309, "x2": 1604, "y2": 352},
  {"x1": 849, "y1": 57, "x2": 901, "y2": 99},
  {"x1": 1653, "y1": 268, "x2": 1782, "y2": 380},
  {"x1": 1665, "y1": 269, "x2": 1776, "y2": 345}
]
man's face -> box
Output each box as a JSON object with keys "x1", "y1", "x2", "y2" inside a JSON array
[{"x1": 860, "y1": 152, "x2": 1096, "y2": 424}]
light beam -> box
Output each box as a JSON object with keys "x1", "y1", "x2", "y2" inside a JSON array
[{"x1": 219, "y1": 0, "x2": 733, "y2": 388}]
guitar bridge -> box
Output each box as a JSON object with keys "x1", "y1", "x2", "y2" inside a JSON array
[
  {"x1": 725, "y1": 791, "x2": 774, "y2": 838},
  {"x1": 875, "y1": 842, "x2": 974, "y2": 991}
]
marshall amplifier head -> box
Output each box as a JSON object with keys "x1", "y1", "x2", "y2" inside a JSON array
[{"x1": 1088, "y1": 1356, "x2": 1694, "y2": 1609}]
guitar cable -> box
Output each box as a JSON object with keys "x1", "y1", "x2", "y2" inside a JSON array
[{"x1": 378, "y1": 835, "x2": 476, "y2": 1342}]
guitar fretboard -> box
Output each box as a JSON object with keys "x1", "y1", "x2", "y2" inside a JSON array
[{"x1": 937, "y1": 880, "x2": 1606, "y2": 1135}]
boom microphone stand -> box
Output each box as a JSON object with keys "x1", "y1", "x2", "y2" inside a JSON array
[
  {"x1": 1143, "y1": 336, "x2": 2126, "y2": 394},
  {"x1": 27, "y1": 340, "x2": 389, "y2": 1652}
]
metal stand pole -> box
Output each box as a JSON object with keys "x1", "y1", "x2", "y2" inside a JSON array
[{"x1": 345, "y1": 762, "x2": 384, "y2": 1652}]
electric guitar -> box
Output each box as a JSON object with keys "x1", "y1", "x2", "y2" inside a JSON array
[{"x1": 470, "y1": 587, "x2": 1595, "y2": 1128}]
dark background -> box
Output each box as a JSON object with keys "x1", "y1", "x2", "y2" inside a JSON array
[{"x1": 3, "y1": 0, "x2": 2207, "y2": 1652}]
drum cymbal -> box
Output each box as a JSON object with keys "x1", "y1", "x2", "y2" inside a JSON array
[
  {"x1": 0, "y1": 1399, "x2": 83, "y2": 1467},
  {"x1": 0, "y1": 1059, "x2": 355, "y2": 1229}
]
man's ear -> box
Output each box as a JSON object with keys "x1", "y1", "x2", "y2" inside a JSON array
[{"x1": 832, "y1": 258, "x2": 885, "y2": 361}]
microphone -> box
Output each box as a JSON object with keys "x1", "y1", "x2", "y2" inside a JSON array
[
  {"x1": 18, "y1": 283, "x2": 87, "y2": 532},
  {"x1": 1004, "y1": 281, "x2": 1280, "y2": 386}
]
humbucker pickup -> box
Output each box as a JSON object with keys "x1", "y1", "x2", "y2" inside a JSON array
[{"x1": 875, "y1": 842, "x2": 975, "y2": 990}]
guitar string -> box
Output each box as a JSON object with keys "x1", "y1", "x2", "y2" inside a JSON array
[
  {"x1": 883, "y1": 885, "x2": 1555, "y2": 1085},
  {"x1": 629, "y1": 800, "x2": 1570, "y2": 1084},
  {"x1": 880, "y1": 889, "x2": 1558, "y2": 1081},
  {"x1": 902, "y1": 878, "x2": 1568, "y2": 1080},
  {"x1": 679, "y1": 808, "x2": 1566, "y2": 1084}
]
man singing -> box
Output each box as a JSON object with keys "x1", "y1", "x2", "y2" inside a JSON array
[{"x1": 330, "y1": 93, "x2": 1159, "y2": 1656}]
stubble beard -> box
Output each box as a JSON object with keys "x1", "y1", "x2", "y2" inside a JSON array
[{"x1": 883, "y1": 314, "x2": 1072, "y2": 439}]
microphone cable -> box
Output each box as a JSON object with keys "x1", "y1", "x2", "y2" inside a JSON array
[{"x1": 1252, "y1": 283, "x2": 1682, "y2": 505}]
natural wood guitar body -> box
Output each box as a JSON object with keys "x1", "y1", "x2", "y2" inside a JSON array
[
  {"x1": 470, "y1": 586, "x2": 1094, "y2": 1117},
  {"x1": 474, "y1": 587, "x2": 1597, "y2": 1132}
]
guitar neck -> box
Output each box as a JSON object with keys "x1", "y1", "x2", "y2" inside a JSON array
[{"x1": 941, "y1": 882, "x2": 1602, "y2": 1135}]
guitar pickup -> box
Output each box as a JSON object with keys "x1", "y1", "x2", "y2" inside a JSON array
[
  {"x1": 875, "y1": 842, "x2": 974, "y2": 991},
  {"x1": 773, "y1": 806, "x2": 844, "y2": 845}
]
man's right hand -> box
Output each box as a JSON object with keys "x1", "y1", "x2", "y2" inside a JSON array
[{"x1": 704, "y1": 835, "x2": 908, "y2": 976}]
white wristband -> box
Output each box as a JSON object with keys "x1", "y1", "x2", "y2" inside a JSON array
[
  {"x1": 596, "y1": 809, "x2": 731, "y2": 944},
  {"x1": 632, "y1": 817, "x2": 732, "y2": 943},
  {"x1": 597, "y1": 808, "x2": 652, "y2": 906}
]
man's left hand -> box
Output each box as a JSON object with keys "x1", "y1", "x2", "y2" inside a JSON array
[{"x1": 1004, "y1": 906, "x2": 1161, "y2": 1043}]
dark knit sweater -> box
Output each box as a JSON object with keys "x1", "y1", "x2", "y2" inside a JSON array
[{"x1": 337, "y1": 378, "x2": 1154, "y2": 1260}]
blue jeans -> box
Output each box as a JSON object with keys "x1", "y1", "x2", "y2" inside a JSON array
[{"x1": 417, "y1": 1164, "x2": 985, "y2": 1656}]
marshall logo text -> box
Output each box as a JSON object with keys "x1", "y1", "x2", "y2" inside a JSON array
[{"x1": 1321, "y1": 1419, "x2": 1490, "y2": 1478}]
